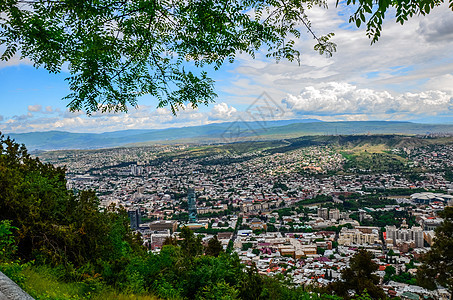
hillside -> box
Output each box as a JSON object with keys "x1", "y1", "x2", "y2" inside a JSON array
[{"x1": 5, "y1": 120, "x2": 453, "y2": 151}]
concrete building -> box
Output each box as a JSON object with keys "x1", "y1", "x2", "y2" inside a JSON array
[
  {"x1": 420, "y1": 217, "x2": 443, "y2": 231},
  {"x1": 386, "y1": 225, "x2": 424, "y2": 249},
  {"x1": 329, "y1": 208, "x2": 340, "y2": 221},
  {"x1": 318, "y1": 208, "x2": 328, "y2": 220},
  {"x1": 149, "y1": 220, "x2": 178, "y2": 233},
  {"x1": 149, "y1": 230, "x2": 171, "y2": 250},
  {"x1": 337, "y1": 227, "x2": 378, "y2": 246}
]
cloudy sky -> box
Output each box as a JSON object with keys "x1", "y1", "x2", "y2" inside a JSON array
[{"x1": 1, "y1": 1, "x2": 452, "y2": 133}]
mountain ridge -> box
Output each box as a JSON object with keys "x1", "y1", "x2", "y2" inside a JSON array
[{"x1": 4, "y1": 119, "x2": 453, "y2": 151}]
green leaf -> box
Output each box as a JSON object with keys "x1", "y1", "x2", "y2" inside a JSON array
[{"x1": 356, "y1": 18, "x2": 361, "y2": 27}]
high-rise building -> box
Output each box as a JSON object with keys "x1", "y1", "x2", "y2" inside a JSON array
[
  {"x1": 386, "y1": 225, "x2": 397, "y2": 242},
  {"x1": 130, "y1": 164, "x2": 143, "y2": 176},
  {"x1": 385, "y1": 225, "x2": 424, "y2": 248},
  {"x1": 128, "y1": 208, "x2": 141, "y2": 230},
  {"x1": 359, "y1": 210, "x2": 366, "y2": 222},
  {"x1": 188, "y1": 188, "x2": 198, "y2": 223},
  {"x1": 318, "y1": 208, "x2": 328, "y2": 220},
  {"x1": 412, "y1": 226, "x2": 424, "y2": 248},
  {"x1": 329, "y1": 208, "x2": 340, "y2": 221}
]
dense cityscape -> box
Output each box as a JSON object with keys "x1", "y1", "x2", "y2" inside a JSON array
[{"x1": 37, "y1": 135, "x2": 453, "y2": 300}]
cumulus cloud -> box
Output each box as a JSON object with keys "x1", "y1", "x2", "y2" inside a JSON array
[
  {"x1": 28, "y1": 105, "x2": 42, "y2": 112},
  {"x1": 283, "y1": 82, "x2": 453, "y2": 118},
  {"x1": 2, "y1": 102, "x2": 216, "y2": 133},
  {"x1": 209, "y1": 103, "x2": 237, "y2": 120}
]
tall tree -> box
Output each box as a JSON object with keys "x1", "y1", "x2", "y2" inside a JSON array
[
  {"x1": 178, "y1": 226, "x2": 203, "y2": 257},
  {"x1": 327, "y1": 249, "x2": 386, "y2": 299},
  {"x1": 417, "y1": 207, "x2": 453, "y2": 294},
  {"x1": 205, "y1": 235, "x2": 224, "y2": 257}
]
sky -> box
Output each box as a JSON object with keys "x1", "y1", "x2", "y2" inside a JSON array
[{"x1": 1, "y1": 1, "x2": 453, "y2": 133}]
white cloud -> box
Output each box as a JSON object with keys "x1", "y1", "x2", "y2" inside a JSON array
[
  {"x1": 13, "y1": 112, "x2": 34, "y2": 121},
  {"x1": 60, "y1": 109, "x2": 84, "y2": 119},
  {"x1": 28, "y1": 105, "x2": 42, "y2": 112},
  {"x1": 209, "y1": 103, "x2": 237, "y2": 120},
  {"x1": 1, "y1": 103, "x2": 213, "y2": 133},
  {"x1": 283, "y1": 82, "x2": 453, "y2": 119},
  {"x1": 0, "y1": 115, "x2": 3, "y2": 122},
  {"x1": 0, "y1": 53, "x2": 33, "y2": 68},
  {"x1": 424, "y1": 74, "x2": 453, "y2": 93},
  {"x1": 223, "y1": 1, "x2": 453, "y2": 106}
]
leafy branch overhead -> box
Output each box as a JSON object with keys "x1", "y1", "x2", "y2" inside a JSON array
[
  {"x1": 1, "y1": 0, "x2": 449, "y2": 114},
  {"x1": 1, "y1": 0, "x2": 336, "y2": 114},
  {"x1": 342, "y1": 0, "x2": 453, "y2": 44}
]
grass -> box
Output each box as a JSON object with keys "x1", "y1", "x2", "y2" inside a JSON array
[
  {"x1": 347, "y1": 143, "x2": 389, "y2": 154},
  {"x1": 21, "y1": 267, "x2": 84, "y2": 299},
  {"x1": 91, "y1": 291, "x2": 159, "y2": 300},
  {"x1": 11, "y1": 265, "x2": 158, "y2": 300}
]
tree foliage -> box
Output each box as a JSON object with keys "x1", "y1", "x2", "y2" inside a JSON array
[
  {"x1": 0, "y1": 132, "x2": 145, "y2": 268},
  {"x1": 0, "y1": 220, "x2": 17, "y2": 261},
  {"x1": 417, "y1": 207, "x2": 453, "y2": 293},
  {"x1": 205, "y1": 235, "x2": 224, "y2": 257},
  {"x1": 0, "y1": 0, "x2": 336, "y2": 114},
  {"x1": 178, "y1": 226, "x2": 204, "y2": 258},
  {"x1": 327, "y1": 249, "x2": 386, "y2": 299},
  {"x1": 2, "y1": 1, "x2": 449, "y2": 114},
  {"x1": 342, "y1": 0, "x2": 453, "y2": 44}
]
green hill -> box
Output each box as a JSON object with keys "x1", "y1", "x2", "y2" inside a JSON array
[{"x1": 5, "y1": 120, "x2": 453, "y2": 150}]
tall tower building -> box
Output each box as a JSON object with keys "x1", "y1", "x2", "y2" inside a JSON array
[
  {"x1": 385, "y1": 225, "x2": 425, "y2": 249},
  {"x1": 411, "y1": 226, "x2": 424, "y2": 248},
  {"x1": 128, "y1": 208, "x2": 141, "y2": 230},
  {"x1": 386, "y1": 225, "x2": 397, "y2": 243},
  {"x1": 188, "y1": 188, "x2": 198, "y2": 223}
]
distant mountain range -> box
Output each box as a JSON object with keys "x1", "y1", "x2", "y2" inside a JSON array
[{"x1": 4, "y1": 119, "x2": 453, "y2": 151}]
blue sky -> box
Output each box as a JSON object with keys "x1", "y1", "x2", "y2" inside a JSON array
[{"x1": 1, "y1": 1, "x2": 453, "y2": 133}]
